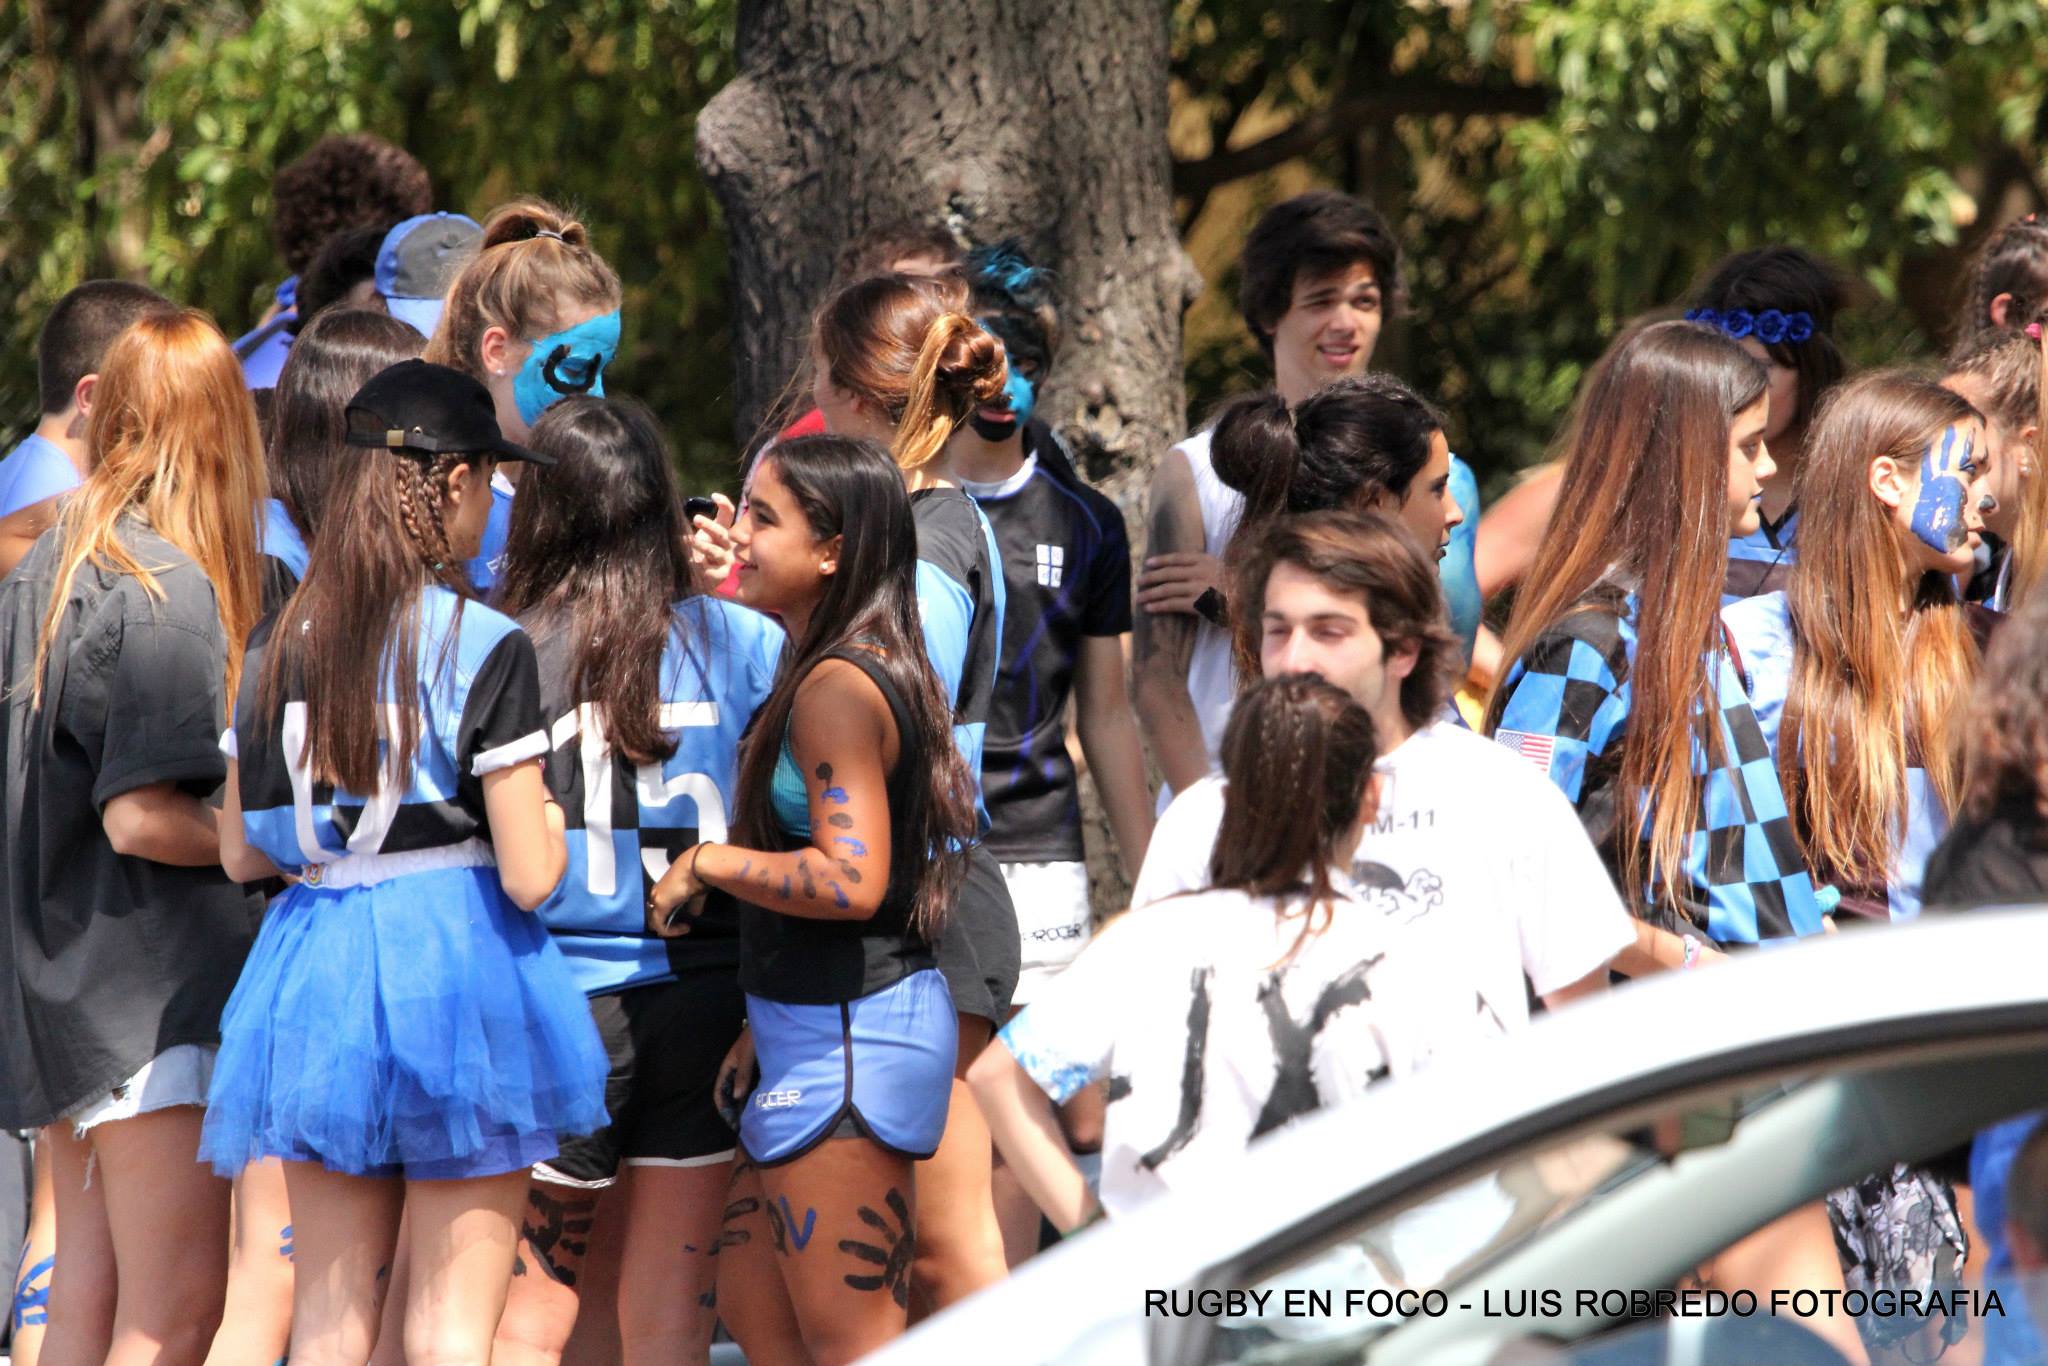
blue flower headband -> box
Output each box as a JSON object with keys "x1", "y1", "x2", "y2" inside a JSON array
[{"x1": 1685, "y1": 307, "x2": 1814, "y2": 346}]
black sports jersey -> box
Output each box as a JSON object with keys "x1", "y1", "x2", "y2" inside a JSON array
[
  {"x1": 963, "y1": 445, "x2": 1132, "y2": 860},
  {"x1": 911, "y1": 487, "x2": 1005, "y2": 830},
  {"x1": 232, "y1": 586, "x2": 547, "y2": 865},
  {"x1": 740, "y1": 647, "x2": 939, "y2": 1004},
  {"x1": 529, "y1": 597, "x2": 784, "y2": 991}
]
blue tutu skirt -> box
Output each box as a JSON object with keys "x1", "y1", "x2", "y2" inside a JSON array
[{"x1": 201, "y1": 865, "x2": 609, "y2": 1179}]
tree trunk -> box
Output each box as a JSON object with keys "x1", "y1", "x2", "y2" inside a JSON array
[
  {"x1": 54, "y1": 0, "x2": 150, "y2": 279},
  {"x1": 698, "y1": 0, "x2": 1197, "y2": 913},
  {"x1": 698, "y1": 0, "x2": 1194, "y2": 492}
]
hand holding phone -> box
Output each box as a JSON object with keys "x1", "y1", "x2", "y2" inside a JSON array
[{"x1": 683, "y1": 492, "x2": 739, "y2": 585}]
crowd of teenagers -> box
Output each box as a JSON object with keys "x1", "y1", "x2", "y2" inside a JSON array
[{"x1": 10, "y1": 130, "x2": 2048, "y2": 1366}]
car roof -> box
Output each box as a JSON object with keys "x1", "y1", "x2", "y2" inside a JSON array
[{"x1": 871, "y1": 909, "x2": 2048, "y2": 1366}]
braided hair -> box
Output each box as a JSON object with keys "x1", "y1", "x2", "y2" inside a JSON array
[
  {"x1": 1959, "y1": 215, "x2": 2048, "y2": 347},
  {"x1": 1207, "y1": 673, "x2": 1381, "y2": 962},
  {"x1": 258, "y1": 436, "x2": 488, "y2": 795}
]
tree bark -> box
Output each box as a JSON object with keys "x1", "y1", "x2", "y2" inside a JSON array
[
  {"x1": 699, "y1": 0, "x2": 1196, "y2": 916},
  {"x1": 697, "y1": 0, "x2": 1196, "y2": 506},
  {"x1": 53, "y1": 0, "x2": 150, "y2": 279}
]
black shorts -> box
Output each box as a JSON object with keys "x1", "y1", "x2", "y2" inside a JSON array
[
  {"x1": 934, "y1": 844, "x2": 1021, "y2": 1025},
  {"x1": 536, "y1": 969, "x2": 746, "y2": 1188}
]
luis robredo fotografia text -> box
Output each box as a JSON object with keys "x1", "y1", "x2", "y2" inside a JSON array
[{"x1": 1145, "y1": 1285, "x2": 2009, "y2": 1325}]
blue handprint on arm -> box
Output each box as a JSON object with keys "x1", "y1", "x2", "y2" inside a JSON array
[{"x1": 1909, "y1": 423, "x2": 1975, "y2": 555}]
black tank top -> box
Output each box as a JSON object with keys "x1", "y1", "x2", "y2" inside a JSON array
[{"x1": 738, "y1": 646, "x2": 936, "y2": 1004}]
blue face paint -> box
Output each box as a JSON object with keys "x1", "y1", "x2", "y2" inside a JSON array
[
  {"x1": 1002, "y1": 368, "x2": 1037, "y2": 428},
  {"x1": 967, "y1": 368, "x2": 1035, "y2": 443},
  {"x1": 513, "y1": 309, "x2": 621, "y2": 425},
  {"x1": 971, "y1": 312, "x2": 1045, "y2": 441},
  {"x1": 1908, "y1": 423, "x2": 1975, "y2": 556}
]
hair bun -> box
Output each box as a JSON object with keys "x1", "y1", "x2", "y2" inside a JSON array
[
  {"x1": 1210, "y1": 390, "x2": 1297, "y2": 503},
  {"x1": 480, "y1": 198, "x2": 590, "y2": 252},
  {"x1": 932, "y1": 315, "x2": 1008, "y2": 404}
]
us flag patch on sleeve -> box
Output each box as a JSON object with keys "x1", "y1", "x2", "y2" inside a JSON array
[{"x1": 1494, "y1": 728, "x2": 1555, "y2": 773}]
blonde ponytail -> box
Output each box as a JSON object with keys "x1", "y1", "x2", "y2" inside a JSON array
[
  {"x1": 815, "y1": 277, "x2": 1008, "y2": 471},
  {"x1": 893, "y1": 313, "x2": 1007, "y2": 470}
]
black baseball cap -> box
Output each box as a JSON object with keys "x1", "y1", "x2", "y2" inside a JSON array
[{"x1": 343, "y1": 359, "x2": 551, "y2": 464}]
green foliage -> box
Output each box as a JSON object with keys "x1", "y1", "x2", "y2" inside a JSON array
[
  {"x1": 1175, "y1": 0, "x2": 2048, "y2": 493},
  {"x1": 0, "y1": 0, "x2": 738, "y2": 484},
  {"x1": 8, "y1": 0, "x2": 2048, "y2": 500}
]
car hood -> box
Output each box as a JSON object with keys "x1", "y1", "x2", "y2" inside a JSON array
[{"x1": 867, "y1": 910, "x2": 2048, "y2": 1366}]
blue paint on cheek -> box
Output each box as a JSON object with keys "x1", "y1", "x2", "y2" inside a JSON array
[
  {"x1": 512, "y1": 309, "x2": 622, "y2": 425},
  {"x1": 832, "y1": 836, "x2": 869, "y2": 858},
  {"x1": 12, "y1": 1252, "x2": 53, "y2": 1329},
  {"x1": 280, "y1": 1223, "x2": 294, "y2": 1260},
  {"x1": 1003, "y1": 370, "x2": 1037, "y2": 428},
  {"x1": 1910, "y1": 426, "x2": 1972, "y2": 553}
]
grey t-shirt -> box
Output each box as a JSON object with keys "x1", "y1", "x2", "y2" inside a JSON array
[{"x1": 0, "y1": 517, "x2": 261, "y2": 1128}]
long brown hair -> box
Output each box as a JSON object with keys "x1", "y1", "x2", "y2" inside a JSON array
[
  {"x1": 1210, "y1": 673, "x2": 1380, "y2": 962},
  {"x1": 1957, "y1": 580, "x2": 2048, "y2": 830},
  {"x1": 495, "y1": 396, "x2": 694, "y2": 766},
  {"x1": 267, "y1": 309, "x2": 426, "y2": 540},
  {"x1": 814, "y1": 273, "x2": 1007, "y2": 471},
  {"x1": 1484, "y1": 320, "x2": 1767, "y2": 914},
  {"x1": 731, "y1": 436, "x2": 976, "y2": 936},
  {"x1": 257, "y1": 371, "x2": 483, "y2": 794},
  {"x1": 33, "y1": 310, "x2": 265, "y2": 707},
  {"x1": 1778, "y1": 371, "x2": 1983, "y2": 895},
  {"x1": 1946, "y1": 327, "x2": 2048, "y2": 610},
  {"x1": 425, "y1": 199, "x2": 621, "y2": 379}
]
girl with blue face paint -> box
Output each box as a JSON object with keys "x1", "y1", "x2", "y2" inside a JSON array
[
  {"x1": 1721, "y1": 370, "x2": 1994, "y2": 1361},
  {"x1": 1723, "y1": 369, "x2": 1994, "y2": 928},
  {"x1": 424, "y1": 199, "x2": 623, "y2": 593}
]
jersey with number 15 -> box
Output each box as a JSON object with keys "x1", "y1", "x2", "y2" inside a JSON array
[{"x1": 530, "y1": 597, "x2": 785, "y2": 996}]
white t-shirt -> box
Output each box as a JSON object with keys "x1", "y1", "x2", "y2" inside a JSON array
[
  {"x1": 1131, "y1": 722, "x2": 1634, "y2": 1027},
  {"x1": 1158, "y1": 429, "x2": 1243, "y2": 814},
  {"x1": 1000, "y1": 882, "x2": 1502, "y2": 1219}
]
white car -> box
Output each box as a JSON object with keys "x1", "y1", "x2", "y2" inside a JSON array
[{"x1": 870, "y1": 911, "x2": 2048, "y2": 1366}]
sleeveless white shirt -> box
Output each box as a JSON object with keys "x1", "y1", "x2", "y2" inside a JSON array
[{"x1": 1158, "y1": 428, "x2": 1243, "y2": 813}]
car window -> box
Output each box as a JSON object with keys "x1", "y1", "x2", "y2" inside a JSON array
[{"x1": 1205, "y1": 1084, "x2": 1796, "y2": 1364}]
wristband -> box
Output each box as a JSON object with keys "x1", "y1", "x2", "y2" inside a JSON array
[{"x1": 690, "y1": 842, "x2": 712, "y2": 882}]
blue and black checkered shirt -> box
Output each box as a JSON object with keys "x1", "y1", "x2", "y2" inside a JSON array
[
  {"x1": 1723, "y1": 509, "x2": 1798, "y2": 604},
  {"x1": 1493, "y1": 586, "x2": 1826, "y2": 944}
]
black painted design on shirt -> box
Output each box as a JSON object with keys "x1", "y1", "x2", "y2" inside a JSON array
[
  {"x1": 1138, "y1": 966, "x2": 1213, "y2": 1171},
  {"x1": 1249, "y1": 955, "x2": 1384, "y2": 1139}
]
